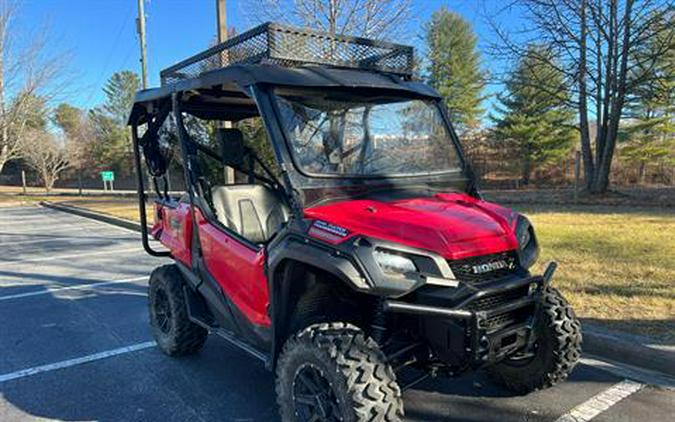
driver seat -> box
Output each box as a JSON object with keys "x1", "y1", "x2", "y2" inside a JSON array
[{"x1": 211, "y1": 185, "x2": 289, "y2": 244}]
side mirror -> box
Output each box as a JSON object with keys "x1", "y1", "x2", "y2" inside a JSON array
[{"x1": 216, "y1": 128, "x2": 247, "y2": 167}]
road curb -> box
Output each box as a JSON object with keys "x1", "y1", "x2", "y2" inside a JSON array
[
  {"x1": 40, "y1": 201, "x2": 143, "y2": 233},
  {"x1": 39, "y1": 201, "x2": 675, "y2": 378},
  {"x1": 581, "y1": 323, "x2": 675, "y2": 378}
]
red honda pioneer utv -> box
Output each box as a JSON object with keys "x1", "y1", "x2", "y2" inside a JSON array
[{"x1": 128, "y1": 23, "x2": 581, "y2": 421}]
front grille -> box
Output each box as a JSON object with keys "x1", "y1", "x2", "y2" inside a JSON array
[
  {"x1": 448, "y1": 251, "x2": 519, "y2": 284},
  {"x1": 482, "y1": 305, "x2": 533, "y2": 331},
  {"x1": 484, "y1": 312, "x2": 518, "y2": 330},
  {"x1": 467, "y1": 285, "x2": 529, "y2": 311},
  {"x1": 467, "y1": 286, "x2": 532, "y2": 331}
]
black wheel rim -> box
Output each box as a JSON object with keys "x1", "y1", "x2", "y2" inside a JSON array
[
  {"x1": 292, "y1": 364, "x2": 343, "y2": 422},
  {"x1": 154, "y1": 289, "x2": 172, "y2": 334}
]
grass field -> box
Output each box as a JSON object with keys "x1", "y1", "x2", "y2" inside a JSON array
[
  {"x1": 3, "y1": 191, "x2": 672, "y2": 343},
  {"x1": 520, "y1": 206, "x2": 674, "y2": 343}
]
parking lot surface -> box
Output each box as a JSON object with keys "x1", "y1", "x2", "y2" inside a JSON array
[{"x1": 1, "y1": 205, "x2": 673, "y2": 421}]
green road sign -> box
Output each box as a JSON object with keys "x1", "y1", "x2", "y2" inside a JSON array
[{"x1": 100, "y1": 171, "x2": 115, "y2": 182}]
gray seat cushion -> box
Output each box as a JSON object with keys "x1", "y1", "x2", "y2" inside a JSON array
[{"x1": 211, "y1": 185, "x2": 289, "y2": 243}]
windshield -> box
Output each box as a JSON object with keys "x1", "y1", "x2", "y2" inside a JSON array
[{"x1": 275, "y1": 91, "x2": 462, "y2": 177}]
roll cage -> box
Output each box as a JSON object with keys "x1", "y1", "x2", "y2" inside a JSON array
[{"x1": 127, "y1": 22, "x2": 480, "y2": 257}]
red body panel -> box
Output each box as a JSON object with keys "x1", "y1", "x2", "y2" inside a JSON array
[
  {"x1": 196, "y1": 213, "x2": 271, "y2": 327},
  {"x1": 152, "y1": 202, "x2": 192, "y2": 266},
  {"x1": 154, "y1": 192, "x2": 518, "y2": 328},
  {"x1": 153, "y1": 203, "x2": 270, "y2": 327},
  {"x1": 305, "y1": 193, "x2": 519, "y2": 260}
]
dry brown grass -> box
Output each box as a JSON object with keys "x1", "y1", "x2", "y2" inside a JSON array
[{"x1": 521, "y1": 205, "x2": 674, "y2": 343}]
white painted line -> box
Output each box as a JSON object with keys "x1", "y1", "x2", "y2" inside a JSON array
[
  {"x1": 0, "y1": 275, "x2": 147, "y2": 301},
  {"x1": 581, "y1": 356, "x2": 675, "y2": 390},
  {"x1": 0, "y1": 247, "x2": 142, "y2": 267},
  {"x1": 555, "y1": 379, "x2": 645, "y2": 422},
  {"x1": 0, "y1": 341, "x2": 157, "y2": 384}
]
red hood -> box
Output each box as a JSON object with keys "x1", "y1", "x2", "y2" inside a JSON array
[{"x1": 305, "y1": 193, "x2": 519, "y2": 260}]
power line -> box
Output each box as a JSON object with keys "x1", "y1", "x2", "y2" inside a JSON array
[{"x1": 82, "y1": 2, "x2": 135, "y2": 109}]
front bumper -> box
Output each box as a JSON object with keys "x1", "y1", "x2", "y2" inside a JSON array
[{"x1": 383, "y1": 272, "x2": 549, "y2": 367}]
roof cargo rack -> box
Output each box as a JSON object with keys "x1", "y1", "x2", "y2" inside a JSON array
[{"x1": 160, "y1": 22, "x2": 414, "y2": 85}]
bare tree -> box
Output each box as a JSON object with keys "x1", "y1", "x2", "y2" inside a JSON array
[
  {"x1": 488, "y1": 0, "x2": 673, "y2": 193},
  {"x1": 251, "y1": 0, "x2": 412, "y2": 39},
  {"x1": 0, "y1": 0, "x2": 70, "y2": 175},
  {"x1": 248, "y1": 0, "x2": 413, "y2": 171},
  {"x1": 22, "y1": 129, "x2": 78, "y2": 192}
]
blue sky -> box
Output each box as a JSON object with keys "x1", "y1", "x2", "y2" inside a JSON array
[{"x1": 16, "y1": 0, "x2": 518, "y2": 111}]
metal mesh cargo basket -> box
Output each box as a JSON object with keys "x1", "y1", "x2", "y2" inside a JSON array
[{"x1": 160, "y1": 22, "x2": 414, "y2": 85}]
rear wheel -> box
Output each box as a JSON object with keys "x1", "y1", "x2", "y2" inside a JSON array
[
  {"x1": 488, "y1": 287, "x2": 582, "y2": 394},
  {"x1": 276, "y1": 322, "x2": 403, "y2": 422},
  {"x1": 148, "y1": 264, "x2": 208, "y2": 356}
]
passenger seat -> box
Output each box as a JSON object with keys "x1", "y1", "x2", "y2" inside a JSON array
[{"x1": 211, "y1": 185, "x2": 290, "y2": 244}]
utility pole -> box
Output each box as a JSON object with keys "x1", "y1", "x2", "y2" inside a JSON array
[
  {"x1": 136, "y1": 0, "x2": 148, "y2": 89},
  {"x1": 216, "y1": 0, "x2": 227, "y2": 45},
  {"x1": 216, "y1": 0, "x2": 229, "y2": 68},
  {"x1": 216, "y1": 0, "x2": 235, "y2": 183}
]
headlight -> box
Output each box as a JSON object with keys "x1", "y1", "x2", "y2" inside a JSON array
[
  {"x1": 373, "y1": 248, "x2": 417, "y2": 275},
  {"x1": 517, "y1": 222, "x2": 531, "y2": 247},
  {"x1": 516, "y1": 215, "x2": 539, "y2": 268}
]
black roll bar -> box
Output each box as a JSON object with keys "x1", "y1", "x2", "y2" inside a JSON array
[{"x1": 131, "y1": 122, "x2": 171, "y2": 257}]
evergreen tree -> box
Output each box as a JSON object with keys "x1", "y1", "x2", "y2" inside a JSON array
[
  {"x1": 88, "y1": 71, "x2": 141, "y2": 174},
  {"x1": 88, "y1": 110, "x2": 128, "y2": 173},
  {"x1": 53, "y1": 103, "x2": 85, "y2": 138},
  {"x1": 425, "y1": 7, "x2": 485, "y2": 134},
  {"x1": 492, "y1": 45, "x2": 576, "y2": 184},
  {"x1": 101, "y1": 70, "x2": 140, "y2": 125}
]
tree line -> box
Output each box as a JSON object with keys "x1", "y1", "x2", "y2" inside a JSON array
[
  {"x1": 0, "y1": 0, "x2": 672, "y2": 193},
  {"x1": 431, "y1": 1, "x2": 673, "y2": 191}
]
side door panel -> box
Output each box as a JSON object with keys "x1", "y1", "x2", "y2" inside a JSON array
[{"x1": 196, "y1": 213, "x2": 271, "y2": 328}]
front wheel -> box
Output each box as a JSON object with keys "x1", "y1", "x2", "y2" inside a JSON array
[
  {"x1": 276, "y1": 322, "x2": 404, "y2": 422},
  {"x1": 488, "y1": 287, "x2": 582, "y2": 394}
]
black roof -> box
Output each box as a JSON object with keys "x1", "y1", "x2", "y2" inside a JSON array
[
  {"x1": 128, "y1": 64, "x2": 439, "y2": 125},
  {"x1": 128, "y1": 22, "x2": 437, "y2": 125}
]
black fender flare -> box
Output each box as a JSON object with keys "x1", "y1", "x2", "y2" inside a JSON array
[{"x1": 266, "y1": 235, "x2": 369, "y2": 365}]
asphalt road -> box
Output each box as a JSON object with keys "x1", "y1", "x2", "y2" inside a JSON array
[{"x1": 0, "y1": 206, "x2": 673, "y2": 422}]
